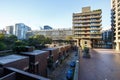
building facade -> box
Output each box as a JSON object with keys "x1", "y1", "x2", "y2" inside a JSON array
[
  {"x1": 31, "y1": 28, "x2": 73, "y2": 40},
  {"x1": 111, "y1": 0, "x2": 120, "y2": 51},
  {"x1": 15, "y1": 23, "x2": 31, "y2": 39},
  {"x1": 102, "y1": 29, "x2": 112, "y2": 48},
  {"x1": 73, "y1": 6, "x2": 102, "y2": 48},
  {"x1": 6, "y1": 25, "x2": 14, "y2": 34},
  {"x1": 43, "y1": 25, "x2": 53, "y2": 30},
  {"x1": 0, "y1": 29, "x2": 6, "y2": 34}
]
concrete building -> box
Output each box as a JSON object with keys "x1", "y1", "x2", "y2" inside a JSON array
[
  {"x1": 102, "y1": 29, "x2": 112, "y2": 48},
  {"x1": 15, "y1": 23, "x2": 31, "y2": 39},
  {"x1": 32, "y1": 28, "x2": 73, "y2": 40},
  {"x1": 6, "y1": 26, "x2": 14, "y2": 34},
  {"x1": 26, "y1": 31, "x2": 34, "y2": 39},
  {"x1": 73, "y1": 6, "x2": 102, "y2": 48},
  {"x1": 111, "y1": 0, "x2": 120, "y2": 51}
]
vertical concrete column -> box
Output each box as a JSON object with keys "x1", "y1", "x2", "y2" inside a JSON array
[
  {"x1": 76, "y1": 39, "x2": 79, "y2": 47},
  {"x1": 116, "y1": 42, "x2": 120, "y2": 51}
]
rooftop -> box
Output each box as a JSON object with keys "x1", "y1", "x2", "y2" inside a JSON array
[
  {"x1": 42, "y1": 48, "x2": 58, "y2": 51},
  {"x1": 21, "y1": 50, "x2": 48, "y2": 55},
  {"x1": 0, "y1": 54, "x2": 28, "y2": 65}
]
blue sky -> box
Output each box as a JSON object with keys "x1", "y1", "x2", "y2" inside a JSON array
[{"x1": 0, "y1": 0, "x2": 111, "y2": 30}]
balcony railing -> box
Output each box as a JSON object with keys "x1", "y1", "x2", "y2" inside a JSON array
[
  {"x1": 91, "y1": 24, "x2": 102, "y2": 26},
  {"x1": 91, "y1": 28, "x2": 102, "y2": 30},
  {"x1": 90, "y1": 36, "x2": 102, "y2": 38},
  {"x1": 74, "y1": 28, "x2": 91, "y2": 30},
  {"x1": 90, "y1": 32, "x2": 101, "y2": 34},
  {"x1": 74, "y1": 32, "x2": 91, "y2": 35},
  {"x1": 91, "y1": 16, "x2": 101, "y2": 18}
]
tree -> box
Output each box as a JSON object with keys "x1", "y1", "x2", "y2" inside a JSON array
[
  {"x1": 28, "y1": 34, "x2": 52, "y2": 46},
  {"x1": 44, "y1": 37, "x2": 52, "y2": 44},
  {"x1": 0, "y1": 42, "x2": 6, "y2": 51},
  {"x1": 4, "y1": 35, "x2": 17, "y2": 44},
  {"x1": 0, "y1": 34, "x2": 5, "y2": 41}
]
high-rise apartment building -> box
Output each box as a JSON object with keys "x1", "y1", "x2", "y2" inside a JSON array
[
  {"x1": 111, "y1": 0, "x2": 120, "y2": 51},
  {"x1": 15, "y1": 23, "x2": 31, "y2": 39},
  {"x1": 6, "y1": 25, "x2": 14, "y2": 34},
  {"x1": 73, "y1": 7, "x2": 102, "y2": 48},
  {"x1": 102, "y1": 29, "x2": 112, "y2": 48}
]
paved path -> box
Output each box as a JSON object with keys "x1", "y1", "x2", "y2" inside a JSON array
[
  {"x1": 49, "y1": 51, "x2": 77, "y2": 80},
  {"x1": 79, "y1": 49, "x2": 120, "y2": 80}
]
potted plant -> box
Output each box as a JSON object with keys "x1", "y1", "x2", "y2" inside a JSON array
[{"x1": 83, "y1": 47, "x2": 91, "y2": 58}]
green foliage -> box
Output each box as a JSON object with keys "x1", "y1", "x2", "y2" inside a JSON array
[
  {"x1": 28, "y1": 34, "x2": 52, "y2": 46},
  {"x1": 0, "y1": 42, "x2": 6, "y2": 51},
  {"x1": 14, "y1": 40, "x2": 27, "y2": 46},
  {"x1": 45, "y1": 37, "x2": 52, "y2": 44},
  {"x1": 84, "y1": 47, "x2": 89, "y2": 53},
  {"x1": 0, "y1": 34, "x2": 5, "y2": 41},
  {"x1": 93, "y1": 9, "x2": 101, "y2": 12},
  {"x1": 6, "y1": 35, "x2": 17, "y2": 43},
  {"x1": 0, "y1": 34, "x2": 52, "y2": 51},
  {"x1": 83, "y1": 47, "x2": 91, "y2": 58}
]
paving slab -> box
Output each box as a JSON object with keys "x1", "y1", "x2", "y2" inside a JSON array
[{"x1": 79, "y1": 49, "x2": 120, "y2": 80}]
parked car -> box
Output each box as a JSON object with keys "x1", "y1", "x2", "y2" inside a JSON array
[
  {"x1": 66, "y1": 69, "x2": 74, "y2": 80},
  {"x1": 70, "y1": 61, "x2": 76, "y2": 67}
]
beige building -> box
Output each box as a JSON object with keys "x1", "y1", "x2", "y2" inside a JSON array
[
  {"x1": 111, "y1": 0, "x2": 120, "y2": 51},
  {"x1": 28, "y1": 28, "x2": 73, "y2": 40},
  {"x1": 73, "y1": 6, "x2": 102, "y2": 48}
]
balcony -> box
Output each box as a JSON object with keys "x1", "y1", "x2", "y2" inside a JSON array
[
  {"x1": 90, "y1": 32, "x2": 101, "y2": 34},
  {"x1": 91, "y1": 28, "x2": 102, "y2": 30},
  {"x1": 91, "y1": 16, "x2": 101, "y2": 19},
  {"x1": 74, "y1": 36, "x2": 90, "y2": 39},
  {"x1": 74, "y1": 32, "x2": 90, "y2": 35},
  {"x1": 90, "y1": 36, "x2": 102, "y2": 39},
  {"x1": 74, "y1": 28, "x2": 91, "y2": 31},
  {"x1": 73, "y1": 20, "x2": 91, "y2": 24},
  {"x1": 91, "y1": 20, "x2": 102, "y2": 23},
  {"x1": 73, "y1": 25, "x2": 90, "y2": 27},
  {"x1": 91, "y1": 24, "x2": 102, "y2": 26}
]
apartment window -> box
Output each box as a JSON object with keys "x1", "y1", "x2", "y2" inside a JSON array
[
  {"x1": 118, "y1": 32, "x2": 120, "y2": 35},
  {"x1": 118, "y1": 22, "x2": 120, "y2": 26},
  {"x1": 118, "y1": 0, "x2": 120, "y2": 3},
  {"x1": 118, "y1": 8, "x2": 120, "y2": 12},
  {"x1": 118, "y1": 27, "x2": 120, "y2": 30},
  {"x1": 85, "y1": 41, "x2": 87, "y2": 44},
  {"x1": 118, "y1": 37, "x2": 120, "y2": 40}
]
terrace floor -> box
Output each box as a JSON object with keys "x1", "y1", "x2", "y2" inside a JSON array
[{"x1": 79, "y1": 49, "x2": 120, "y2": 80}]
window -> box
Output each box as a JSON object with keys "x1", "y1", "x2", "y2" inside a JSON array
[{"x1": 85, "y1": 41, "x2": 87, "y2": 44}]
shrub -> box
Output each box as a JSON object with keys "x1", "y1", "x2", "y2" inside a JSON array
[{"x1": 0, "y1": 42, "x2": 6, "y2": 51}]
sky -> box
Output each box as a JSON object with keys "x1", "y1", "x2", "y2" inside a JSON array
[{"x1": 0, "y1": 0, "x2": 111, "y2": 30}]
